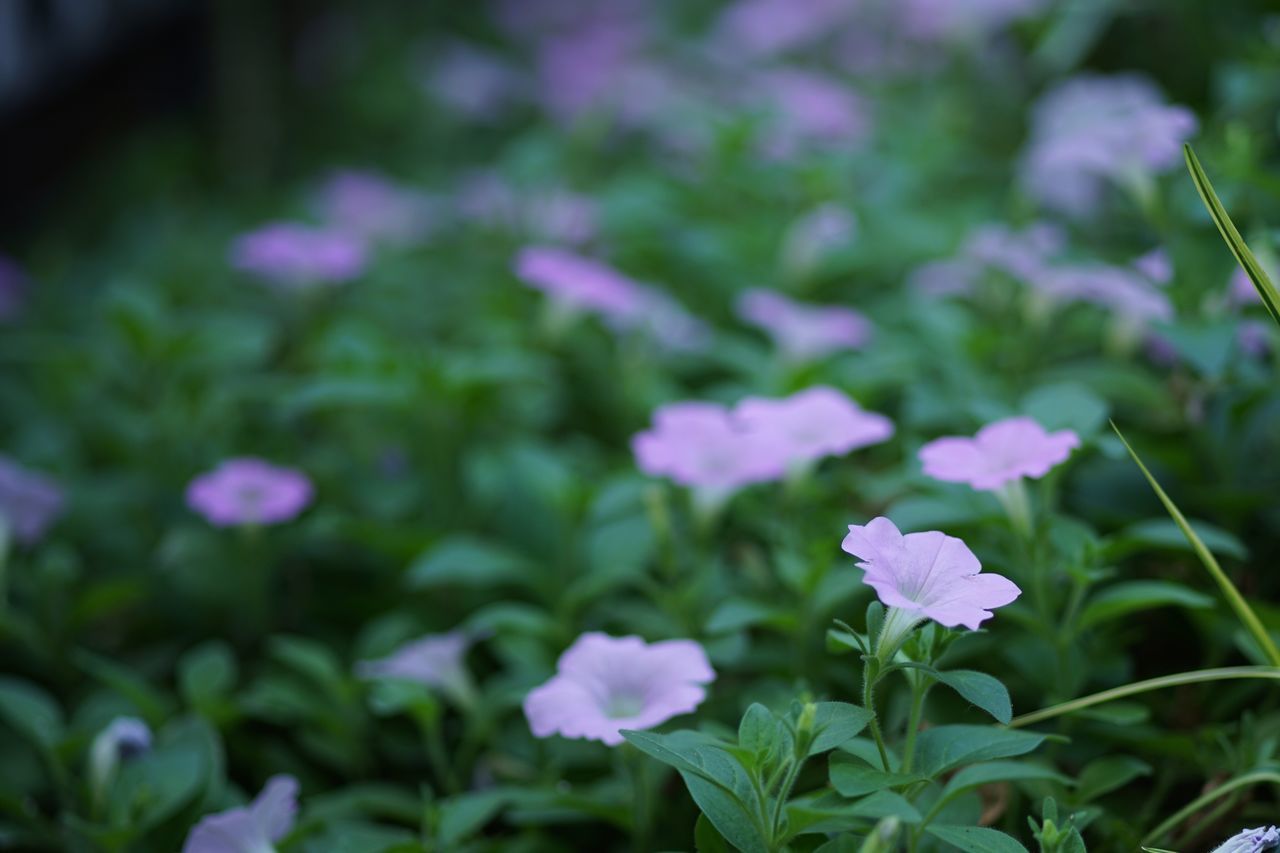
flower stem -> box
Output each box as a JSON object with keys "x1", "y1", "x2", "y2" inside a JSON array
[
  {"x1": 900, "y1": 677, "x2": 928, "y2": 774},
  {"x1": 862, "y1": 662, "x2": 891, "y2": 770},
  {"x1": 623, "y1": 746, "x2": 652, "y2": 853},
  {"x1": 1141, "y1": 769, "x2": 1280, "y2": 848},
  {"x1": 1010, "y1": 666, "x2": 1280, "y2": 728}
]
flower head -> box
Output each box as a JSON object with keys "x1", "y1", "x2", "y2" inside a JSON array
[
  {"x1": 899, "y1": 0, "x2": 1048, "y2": 43},
  {"x1": 842, "y1": 517, "x2": 1020, "y2": 631},
  {"x1": 753, "y1": 68, "x2": 870, "y2": 158},
  {"x1": 230, "y1": 222, "x2": 367, "y2": 289},
  {"x1": 782, "y1": 203, "x2": 858, "y2": 274},
  {"x1": 515, "y1": 246, "x2": 644, "y2": 318},
  {"x1": 183, "y1": 775, "x2": 298, "y2": 853},
  {"x1": 314, "y1": 171, "x2": 437, "y2": 246},
  {"x1": 920, "y1": 416, "x2": 1079, "y2": 492},
  {"x1": 1031, "y1": 262, "x2": 1173, "y2": 325},
  {"x1": 712, "y1": 0, "x2": 850, "y2": 58},
  {"x1": 186, "y1": 458, "x2": 313, "y2": 527},
  {"x1": 1021, "y1": 74, "x2": 1196, "y2": 216},
  {"x1": 356, "y1": 632, "x2": 470, "y2": 690},
  {"x1": 1133, "y1": 248, "x2": 1172, "y2": 285},
  {"x1": 736, "y1": 288, "x2": 873, "y2": 361},
  {"x1": 524, "y1": 632, "x2": 714, "y2": 746},
  {"x1": 633, "y1": 402, "x2": 787, "y2": 492},
  {"x1": 422, "y1": 41, "x2": 524, "y2": 121},
  {"x1": 94, "y1": 717, "x2": 152, "y2": 761},
  {"x1": 0, "y1": 455, "x2": 63, "y2": 545},
  {"x1": 735, "y1": 387, "x2": 893, "y2": 465},
  {"x1": 908, "y1": 258, "x2": 981, "y2": 297},
  {"x1": 1212, "y1": 826, "x2": 1280, "y2": 853},
  {"x1": 963, "y1": 221, "x2": 1066, "y2": 282}
]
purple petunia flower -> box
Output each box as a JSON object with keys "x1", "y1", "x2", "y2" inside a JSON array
[
  {"x1": 1212, "y1": 826, "x2": 1280, "y2": 853},
  {"x1": 1031, "y1": 262, "x2": 1174, "y2": 326},
  {"x1": 93, "y1": 716, "x2": 152, "y2": 761},
  {"x1": 782, "y1": 203, "x2": 858, "y2": 274},
  {"x1": 523, "y1": 632, "x2": 714, "y2": 746},
  {"x1": 1238, "y1": 319, "x2": 1272, "y2": 359},
  {"x1": 186, "y1": 459, "x2": 313, "y2": 528},
  {"x1": 736, "y1": 288, "x2": 873, "y2": 361},
  {"x1": 842, "y1": 517, "x2": 1020, "y2": 632},
  {"x1": 230, "y1": 222, "x2": 367, "y2": 289},
  {"x1": 0, "y1": 255, "x2": 27, "y2": 321},
  {"x1": 711, "y1": 0, "x2": 850, "y2": 58},
  {"x1": 963, "y1": 221, "x2": 1066, "y2": 283},
  {"x1": 0, "y1": 455, "x2": 63, "y2": 546},
  {"x1": 753, "y1": 68, "x2": 871, "y2": 158},
  {"x1": 457, "y1": 174, "x2": 599, "y2": 245},
  {"x1": 920, "y1": 416, "x2": 1079, "y2": 492},
  {"x1": 1021, "y1": 74, "x2": 1197, "y2": 216},
  {"x1": 182, "y1": 775, "x2": 299, "y2": 853},
  {"x1": 908, "y1": 258, "x2": 982, "y2": 297},
  {"x1": 313, "y1": 171, "x2": 437, "y2": 246},
  {"x1": 356, "y1": 632, "x2": 470, "y2": 690},
  {"x1": 633, "y1": 402, "x2": 788, "y2": 494},
  {"x1": 1133, "y1": 247, "x2": 1173, "y2": 285},
  {"x1": 735, "y1": 387, "x2": 893, "y2": 466},
  {"x1": 899, "y1": 0, "x2": 1048, "y2": 43}
]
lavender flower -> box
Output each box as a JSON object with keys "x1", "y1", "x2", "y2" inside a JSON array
[
  {"x1": 182, "y1": 775, "x2": 299, "y2": 853},
  {"x1": 842, "y1": 517, "x2": 1020, "y2": 635},
  {"x1": 632, "y1": 402, "x2": 787, "y2": 495},
  {"x1": 230, "y1": 222, "x2": 367, "y2": 289},
  {"x1": 1133, "y1": 247, "x2": 1173, "y2": 285},
  {"x1": 1021, "y1": 75, "x2": 1197, "y2": 216},
  {"x1": 523, "y1": 632, "x2": 714, "y2": 746},
  {"x1": 422, "y1": 41, "x2": 525, "y2": 121},
  {"x1": 1238, "y1": 319, "x2": 1272, "y2": 359},
  {"x1": 0, "y1": 455, "x2": 63, "y2": 546},
  {"x1": 754, "y1": 68, "x2": 871, "y2": 158},
  {"x1": 908, "y1": 258, "x2": 981, "y2": 297},
  {"x1": 357, "y1": 632, "x2": 473, "y2": 704},
  {"x1": 0, "y1": 255, "x2": 26, "y2": 321},
  {"x1": 736, "y1": 288, "x2": 873, "y2": 361},
  {"x1": 186, "y1": 459, "x2": 313, "y2": 528},
  {"x1": 1031, "y1": 262, "x2": 1174, "y2": 326},
  {"x1": 534, "y1": 17, "x2": 647, "y2": 122},
  {"x1": 457, "y1": 174, "x2": 599, "y2": 245},
  {"x1": 1212, "y1": 826, "x2": 1280, "y2": 853},
  {"x1": 899, "y1": 0, "x2": 1048, "y2": 43},
  {"x1": 90, "y1": 717, "x2": 152, "y2": 806},
  {"x1": 919, "y1": 416, "x2": 1079, "y2": 492},
  {"x1": 735, "y1": 387, "x2": 894, "y2": 466},
  {"x1": 711, "y1": 0, "x2": 850, "y2": 58},
  {"x1": 313, "y1": 171, "x2": 437, "y2": 246},
  {"x1": 781, "y1": 204, "x2": 858, "y2": 275},
  {"x1": 963, "y1": 221, "x2": 1066, "y2": 282},
  {"x1": 1229, "y1": 266, "x2": 1263, "y2": 306}
]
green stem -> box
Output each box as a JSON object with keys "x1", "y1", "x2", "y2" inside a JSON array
[
  {"x1": 1010, "y1": 666, "x2": 1280, "y2": 728},
  {"x1": 420, "y1": 709, "x2": 461, "y2": 794},
  {"x1": 900, "y1": 678, "x2": 928, "y2": 774},
  {"x1": 862, "y1": 664, "x2": 891, "y2": 770},
  {"x1": 624, "y1": 746, "x2": 652, "y2": 853},
  {"x1": 768, "y1": 757, "x2": 806, "y2": 848},
  {"x1": 1141, "y1": 770, "x2": 1280, "y2": 847}
]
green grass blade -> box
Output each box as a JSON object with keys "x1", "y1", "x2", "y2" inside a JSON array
[
  {"x1": 1009, "y1": 666, "x2": 1280, "y2": 728},
  {"x1": 1141, "y1": 769, "x2": 1280, "y2": 847},
  {"x1": 1184, "y1": 143, "x2": 1280, "y2": 328},
  {"x1": 1112, "y1": 423, "x2": 1280, "y2": 666}
]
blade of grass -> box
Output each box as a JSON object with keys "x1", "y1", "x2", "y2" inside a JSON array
[
  {"x1": 1112, "y1": 422, "x2": 1280, "y2": 666},
  {"x1": 1009, "y1": 665, "x2": 1280, "y2": 728},
  {"x1": 1184, "y1": 143, "x2": 1280, "y2": 327},
  {"x1": 1141, "y1": 769, "x2": 1280, "y2": 847}
]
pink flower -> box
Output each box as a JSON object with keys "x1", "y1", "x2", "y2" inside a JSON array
[
  {"x1": 919, "y1": 416, "x2": 1079, "y2": 492},
  {"x1": 183, "y1": 775, "x2": 298, "y2": 853},
  {"x1": 842, "y1": 517, "x2": 1020, "y2": 631},
  {"x1": 963, "y1": 221, "x2": 1066, "y2": 282},
  {"x1": 1133, "y1": 248, "x2": 1173, "y2": 285},
  {"x1": 514, "y1": 246, "x2": 643, "y2": 318},
  {"x1": 753, "y1": 68, "x2": 871, "y2": 158},
  {"x1": 313, "y1": 171, "x2": 437, "y2": 246},
  {"x1": 782, "y1": 203, "x2": 858, "y2": 274},
  {"x1": 186, "y1": 458, "x2": 313, "y2": 527},
  {"x1": 711, "y1": 0, "x2": 850, "y2": 58},
  {"x1": 230, "y1": 222, "x2": 367, "y2": 289},
  {"x1": 1021, "y1": 75, "x2": 1197, "y2": 216},
  {"x1": 899, "y1": 0, "x2": 1048, "y2": 43},
  {"x1": 356, "y1": 632, "x2": 470, "y2": 690},
  {"x1": 632, "y1": 402, "x2": 787, "y2": 492},
  {"x1": 1031, "y1": 263, "x2": 1174, "y2": 325},
  {"x1": 735, "y1": 387, "x2": 893, "y2": 465},
  {"x1": 908, "y1": 258, "x2": 981, "y2": 297},
  {"x1": 456, "y1": 174, "x2": 598, "y2": 245},
  {"x1": 523, "y1": 633, "x2": 714, "y2": 746},
  {"x1": 0, "y1": 455, "x2": 63, "y2": 545},
  {"x1": 736, "y1": 288, "x2": 873, "y2": 360}
]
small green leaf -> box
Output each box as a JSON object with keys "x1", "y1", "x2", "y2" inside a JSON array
[
  {"x1": 738, "y1": 703, "x2": 777, "y2": 758},
  {"x1": 406, "y1": 536, "x2": 530, "y2": 589},
  {"x1": 932, "y1": 670, "x2": 1013, "y2": 725},
  {"x1": 928, "y1": 762, "x2": 1072, "y2": 823},
  {"x1": 695, "y1": 813, "x2": 733, "y2": 853},
  {"x1": 1078, "y1": 580, "x2": 1215, "y2": 630},
  {"x1": 0, "y1": 676, "x2": 64, "y2": 750},
  {"x1": 437, "y1": 790, "x2": 510, "y2": 845},
  {"x1": 808, "y1": 702, "x2": 875, "y2": 756},
  {"x1": 926, "y1": 824, "x2": 1029, "y2": 853},
  {"x1": 912, "y1": 726, "x2": 1046, "y2": 776},
  {"x1": 1076, "y1": 756, "x2": 1151, "y2": 803},
  {"x1": 829, "y1": 758, "x2": 925, "y2": 797}
]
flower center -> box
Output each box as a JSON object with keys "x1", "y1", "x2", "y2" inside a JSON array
[{"x1": 603, "y1": 693, "x2": 645, "y2": 719}]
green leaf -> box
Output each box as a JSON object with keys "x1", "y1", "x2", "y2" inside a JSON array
[
  {"x1": 695, "y1": 813, "x2": 733, "y2": 853},
  {"x1": 928, "y1": 762, "x2": 1072, "y2": 822},
  {"x1": 707, "y1": 599, "x2": 790, "y2": 634},
  {"x1": 932, "y1": 670, "x2": 1013, "y2": 725},
  {"x1": 926, "y1": 824, "x2": 1029, "y2": 853},
  {"x1": 1112, "y1": 424, "x2": 1280, "y2": 666},
  {"x1": 437, "y1": 790, "x2": 510, "y2": 845},
  {"x1": 809, "y1": 702, "x2": 875, "y2": 756},
  {"x1": 405, "y1": 536, "x2": 530, "y2": 589},
  {"x1": 178, "y1": 640, "x2": 238, "y2": 707},
  {"x1": 1077, "y1": 580, "x2": 1214, "y2": 630},
  {"x1": 1076, "y1": 756, "x2": 1151, "y2": 803},
  {"x1": 829, "y1": 758, "x2": 925, "y2": 797},
  {"x1": 786, "y1": 791, "x2": 921, "y2": 837},
  {"x1": 1108, "y1": 518, "x2": 1247, "y2": 561},
  {"x1": 1022, "y1": 383, "x2": 1109, "y2": 439},
  {"x1": 75, "y1": 650, "x2": 173, "y2": 722},
  {"x1": 913, "y1": 726, "x2": 1046, "y2": 776},
  {"x1": 738, "y1": 703, "x2": 777, "y2": 758},
  {"x1": 684, "y1": 771, "x2": 769, "y2": 853},
  {"x1": 0, "y1": 677, "x2": 64, "y2": 750},
  {"x1": 1184, "y1": 143, "x2": 1280, "y2": 327}
]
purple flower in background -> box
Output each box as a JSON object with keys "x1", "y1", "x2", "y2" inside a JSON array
[
  {"x1": 782, "y1": 203, "x2": 858, "y2": 274},
  {"x1": 1021, "y1": 75, "x2": 1197, "y2": 216},
  {"x1": 456, "y1": 175, "x2": 598, "y2": 244},
  {"x1": 754, "y1": 68, "x2": 870, "y2": 157},
  {"x1": 711, "y1": 0, "x2": 850, "y2": 58},
  {"x1": 535, "y1": 17, "x2": 647, "y2": 121},
  {"x1": 1212, "y1": 826, "x2": 1280, "y2": 853},
  {"x1": 93, "y1": 717, "x2": 152, "y2": 761},
  {"x1": 633, "y1": 402, "x2": 787, "y2": 493},
  {"x1": 1144, "y1": 332, "x2": 1180, "y2": 369},
  {"x1": 356, "y1": 632, "x2": 470, "y2": 690},
  {"x1": 735, "y1": 387, "x2": 893, "y2": 465},
  {"x1": 628, "y1": 286, "x2": 713, "y2": 353},
  {"x1": 1238, "y1": 319, "x2": 1271, "y2": 359},
  {"x1": 183, "y1": 775, "x2": 298, "y2": 853},
  {"x1": 523, "y1": 632, "x2": 714, "y2": 746},
  {"x1": 920, "y1": 416, "x2": 1079, "y2": 491},
  {"x1": 514, "y1": 246, "x2": 644, "y2": 319},
  {"x1": 1133, "y1": 247, "x2": 1173, "y2": 285},
  {"x1": 230, "y1": 222, "x2": 367, "y2": 289},
  {"x1": 737, "y1": 288, "x2": 873, "y2": 361},
  {"x1": 908, "y1": 258, "x2": 981, "y2": 297},
  {"x1": 0, "y1": 456, "x2": 63, "y2": 546},
  {"x1": 422, "y1": 40, "x2": 525, "y2": 121},
  {"x1": 1032, "y1": 263, "x2": 1174, "y2": 325},
  {"x1": 314, "y1": 171, "x2": 437, "y2": 246},
  {"x1": 0, "y1": 255, "x2": 26, "y2": 321},
  {"x1": 186, "y1": 458, "x2": 313, "y2": 528},
  {"x1": 1228, "y1": 266, "x2": 1262, "y2": 306},
  {"x1": 964, "y1": 221, "x2": 1066, "y2": 282},
  {"x1": 899, "y1": 0, "x2": 1048, "y2": 42},
  {"x1": 842, "y1": 516, "x2": 1020, "y2": 631}
]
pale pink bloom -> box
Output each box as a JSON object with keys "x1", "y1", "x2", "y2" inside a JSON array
[
  {"x1": 357, "y1": 632, "x2": 470, "y2": 689},
  {"x1": 963, "y1": 221, "x2": 1066, "y2": 282},
  {"x1": 535, "y1": 18, "x2": 647, "y2": 122},
  {"x1": 455, "y1": 174, "x2": 597, "y2": 245},
  {"x1": 920, "y1": 416, "x2": 1079, "y2": 491},
  {"x1": 229, "y1": 222, "x2": 367, "y2": 289},
  {"x1": 632, "y1": 402, "x2": 787, "y2": 492},
  {"x1": 782, "y1": 204, "x2": 858, "y2": 273},
  {"x1": 1133, "y1": 248, "x2": 1173, "y2": 285},
  {"x1": 907, "y1": 258, "x2": 981, "y2": 297},
  {"x1": 735, "y1": 387, "x2": 893, "y2": 465},
  {"x1": 711, "y1": 0, "x2": 850, "y2": 58},
  {"x1": 1238, "y1": 319, "x2": 1271, "y2": 359},
  {"x1": 186, "y1": 459, "x2": 313, "y2": 527},
  {"x1": 422, "y1": 41, "x2": 525, "y2": 121},
  {"x1": 314, "y1": 171, "x2": 437, "y2": 246},
  {"x1": 524, "y1": 633, "x2": 714, "y2": 746},
  {"x1": 183, "y1": 775, "x2": 298, "y2": 853},
  {"x1": 1211, "y1": 825, "x2": 1279, "y2": 853},
  {"x1": 842, "y1": 517, "x2": 1020, "y2": 631},
  {"x1": 737, "y1": 288, "x2": 873, "y2": 361},
  {"x1": 1229, "y1": 267, "x2": 1262, "y2": 306},
  {"x1": 0, "y1": 455, "x2": 63, "y2": 545},
  {"x1": 1032, "y1": 263, "x2": 1174, "y2": 325},
  {"x1": 514, "y1": 247, "x2": 644, "y2": 318},
  {"x1": 1021, "y1": 75, "x2": 1197, "y2": 216},
  {"x1": 754, "y1": 68, "x2": 871, "y2": 158}
]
